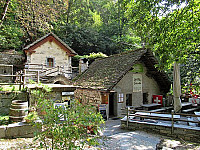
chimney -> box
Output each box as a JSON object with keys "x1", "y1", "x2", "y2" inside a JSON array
[{"x1": 79, "y1": 58, "x2": 88, "y2": 74}]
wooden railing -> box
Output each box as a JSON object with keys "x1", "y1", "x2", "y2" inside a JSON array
[
  {"x1": 25, "y1": 63, "x2": 72, "y2": 77},
  {"x1": 0, "y1": 70, "x2": 38, "y2": 90},
  {"x1": 121, "y1": 107, "x2": 200, "y2": 133},
  {"x1": 0, "y1": 63, "x2": 75, "y2": 87}
]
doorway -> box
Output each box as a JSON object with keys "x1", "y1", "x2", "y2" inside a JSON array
[
  {"x1": 126, "y1": 94, "x2": 132, "y2": 106},
  {"x1": 143, "y1": 93, "x2": 148, "y2": 104},
  {"x1": 109, "y1": 92, "x2": 114, "y2": 117}
]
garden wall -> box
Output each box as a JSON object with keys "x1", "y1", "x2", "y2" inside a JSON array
[
  {"x1": 121, "y1": 120, "x2": 200, "y2": 143},
  {"x1": 0, "y1": 122, "x2": 39, "y2": 138},
  {"x1": 0, "y1": 91, "x2": 28, "y2": 115}
]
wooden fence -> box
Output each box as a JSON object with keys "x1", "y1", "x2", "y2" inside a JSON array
[{"x1": 0, "y1": 68, "x2": 40, "y2": 90}]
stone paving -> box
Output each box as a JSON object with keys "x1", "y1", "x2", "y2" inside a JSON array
[{"x1": 97, "y1": 119, "x2": 162, "y2": 150}]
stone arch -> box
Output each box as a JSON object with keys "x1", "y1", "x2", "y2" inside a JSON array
[{"x1": 48, "y1": 75, "x2": 72, "y2": 85}]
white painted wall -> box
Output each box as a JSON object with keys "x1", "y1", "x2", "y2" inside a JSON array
[{"x1": 112, "y1": 63, "x2": 161, "y2": 117}]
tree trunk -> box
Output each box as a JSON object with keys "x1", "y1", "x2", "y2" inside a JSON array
[{"x1": 0, "y1": 0, "x2": 11, "y2": 26}]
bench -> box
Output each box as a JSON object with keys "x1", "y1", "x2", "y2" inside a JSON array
[
  {"x1": 187, "y1": 117, "x2": 197, "y2": 126},
  {"x1": 194, "y1": 112, "x2": 200, "y2": 126},
  {"x1": 149, "y1": 108, "x2": 166, "y2": 112},
  {"x1": 182, "y1": 107, "x2": 199, "y2": 113},
  {"x1": 135, "y1": 112, "x2": 180, "y2": 119},
  {"x1": 141, "y1": 103, "x2": 161, "y2": 111}
]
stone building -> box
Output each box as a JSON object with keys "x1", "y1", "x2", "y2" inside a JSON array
[
  {"x1": 23, "y1": 33, "x2": 77, "y2": 83},
  {"x1": 0, "y1": 50, "x2": 25, "y2": 83},
  {"x1": 74, "y1": 48, "x2": 171, "y2": 118}
]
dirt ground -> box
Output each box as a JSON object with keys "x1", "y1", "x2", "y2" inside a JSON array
[{"x1": 0, "y1": 119, "x2": 199, "y2": 150}]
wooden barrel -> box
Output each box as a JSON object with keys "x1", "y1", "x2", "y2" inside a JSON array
[{"x1": 9, "y1": 100, "x2": 28, "y2": 122}]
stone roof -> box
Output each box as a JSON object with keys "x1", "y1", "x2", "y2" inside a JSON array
[
  {"x1": 74, "y1": 48, "x2": 171, "y2": 93},
  {"x1": 23, "y1": 33, "x2": 77, "y2": 56}
]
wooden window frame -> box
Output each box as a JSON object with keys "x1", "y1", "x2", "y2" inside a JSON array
[{"x1": 46, "y1": 57, "x2": 54, "y2": 68}]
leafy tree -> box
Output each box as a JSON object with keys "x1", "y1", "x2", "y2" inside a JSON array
[
  {"x1": 12, "y1": 0, "x2": 68, "y2": 42},
  {"x1": 74, "y1": 52, "x2": 108, "y2": 66},
  {"x1": 126, "y1": 0, "x2": 200, "y2": 89},
  {"x1": 0, "y1": 24, "x2": 23, "y2": 50},
  {"x1": 0, "y1": 0, "x2": 24, "y2": 50},
  {"x1": 0, "y1": 0, "x2": 10, "y2": 27},
  {"x1": 30, "y1": 85, "x2": 104, "y2": 149}
]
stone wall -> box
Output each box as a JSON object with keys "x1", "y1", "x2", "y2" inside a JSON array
[
  {"x1": 0, "y1": 91, "x2": 28, "y2": 115},
  {"x1": 0, "y1": 53, "x2": 25, "y2": 65},
  {"x1": 74, "y1": 88, "x2": 102, "y2": 106},
  {"x1": 0, "y1": 122, "x2": 39, "y2": 138},
  {"x1": 29, "y1": 89, "x2": 63, "y2": 107},
  {"x1": 26, "y1": 40, "x2": 71, "y2": 76},
  {"x1": 121, "y1": 120, "x2": 200, "y2": 142},
  {"x1": 0, "y1": 65, "x2": 13, "y2": 83}
]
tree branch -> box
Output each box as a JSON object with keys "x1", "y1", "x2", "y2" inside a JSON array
[{"x1": 0, "y1": 0, "x2": 11, "y2": 27}]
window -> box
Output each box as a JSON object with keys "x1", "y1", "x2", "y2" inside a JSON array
[
  {"x1": 118, "y1": 93, "x2": 124, "y2": 103},
  {"x1": 47, "y1": 58, "x2": 54, "y2": 67}
]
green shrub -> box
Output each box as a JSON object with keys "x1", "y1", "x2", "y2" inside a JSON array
[
  {"x1": 0, "y1": 115, "x2": 9, "y2": 125},
  {"x1": 31, "y1": 84, "x2": 104, "y2": 149}
]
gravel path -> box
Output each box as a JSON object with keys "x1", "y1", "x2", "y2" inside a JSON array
[{"x1": 97, "y1": 119, "x2": 162, "y2": 150}]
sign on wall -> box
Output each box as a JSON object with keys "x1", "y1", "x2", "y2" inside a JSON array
[
  {"x1": 153, "y1": 95, "x2": 163, "y2": 106},
  {"x1": 133, "y1": 74, "x2": 142, "y2": 92}
]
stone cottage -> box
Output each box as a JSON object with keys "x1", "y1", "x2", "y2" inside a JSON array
[
  {"x1": 74, "y1": 48, "x2": 171, "y2": 118},
  {"x1": 23, "y1": 33, "x2": 77, "y2": 83}
]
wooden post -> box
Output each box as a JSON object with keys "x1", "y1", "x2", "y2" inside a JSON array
[
  {"x1": 19, "y1": 70, "x2": 23, "y2": 91},
  {"x1": 11, "y1": 65, "x2": 13, "y2": 82},
  {"x1": 126, "y1": 107, "x2": 129, "y2": 128},
  {"x1": 37, "y1": 71, "x2": 40, "y2": 83},
  {"x1": 171, "y1": 110, "x2": 174, "y2": 134},
  {"x1": 58, "y1": 66, "x2": 60, "y2": 74},
  {"x1": 23, "y1": 69, "x2": 26, "y2": 88}
]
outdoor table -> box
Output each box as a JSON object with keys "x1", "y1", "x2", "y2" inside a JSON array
[
  {"x1": 135, "y1": 112, "x2": 180, "y2": 119},
  {"x1": 181, "y1": 102, "x2": 193, "y2": 108},
  {"x1": 141, "y1": 103, "x2": 161, "y2": 111}
]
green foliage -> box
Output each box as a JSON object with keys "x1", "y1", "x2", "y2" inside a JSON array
[
  {"x1": 0, "y1": 115, "x2": 9, "y2": 126},
  {"x1": 30, "y1": 84, "x2": 104, "y2": 149},
  {"x1": 75, "y1": 52, "x2": 107, "y2": 60},
  {"x1": 126, "y1": 0, "x2": 200, "y2": 90},
  {"x1": 0, "y1": 24, "x2": 24, "y2": 50},
  {"x1": 74, "y1": 52, "x2": 107, "y2": 66},
  {"x1": 1, "y1": 0, "x2": 198, "y2": 91},
  {"x1": 24, "y1": 111, "x2": 38, "y2": 123}
]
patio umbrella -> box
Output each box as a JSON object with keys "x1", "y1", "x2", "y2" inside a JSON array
[{"x1": 173, "y1": 62, "x2": 182, "y2": 113}]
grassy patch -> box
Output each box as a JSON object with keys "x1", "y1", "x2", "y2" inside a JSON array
[
  {"x1": 0, "y1": 85, "x2": 21, "y2": 91},
  {"x1": 0, "y1": 115, "x2": 9, "y2": 126}
]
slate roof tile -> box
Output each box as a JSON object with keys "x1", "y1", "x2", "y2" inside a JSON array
[{"x1": 74, "y1": 48, "x2": 171, "y2": 92}]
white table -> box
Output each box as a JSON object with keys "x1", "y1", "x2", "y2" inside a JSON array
[
  {"x1": 135, "y1": 112, "x2": 180, "y2": 119},
  {"x1": 141, "y1": 103, "x2": 161, "y2": 111}
]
